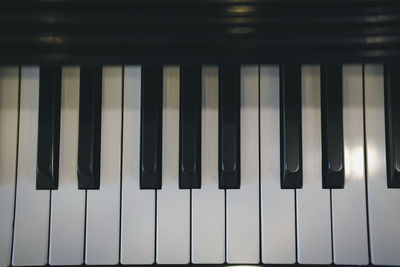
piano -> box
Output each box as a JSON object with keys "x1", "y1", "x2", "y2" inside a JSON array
[{"x1": 0, "y1": 0, "x2": 400, "y2": 266}]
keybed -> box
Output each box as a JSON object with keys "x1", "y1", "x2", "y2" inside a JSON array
[{"x1": 0, "y1": 64, "x2": 399, "y2": 266}]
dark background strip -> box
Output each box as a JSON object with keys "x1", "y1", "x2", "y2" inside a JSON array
[{"x1": 0, "y1": 0, "x2": 399, "y2": 64}]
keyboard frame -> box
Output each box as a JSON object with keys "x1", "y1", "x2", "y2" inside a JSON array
[{"x1": 0, "y1": 0, "x2": 399, "y2": 65}]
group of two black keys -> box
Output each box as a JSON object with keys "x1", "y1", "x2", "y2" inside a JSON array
[{"x1": 36, "y1": 64, "x2": 400, "y2": 191}]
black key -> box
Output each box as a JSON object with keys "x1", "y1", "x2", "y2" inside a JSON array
[
  {"x1": 321, "y1": 64, "x2": 344, "y2": 189},
  {"x1": 384, "y1": 64, "x2": 400, "y2": 188},
  {"x1": 219, "y1": 64, "x2": 240, "y2": 189},
  {"x1": 36, "y1": 66, "x2": 62, "y2": 190},
  {"x1": 140, "y1": 65, "x2": 163, "y2": 189},
  {"x1": 179, "y1": 65, "x2": 202, "y2": 189},
  {"x1": 77, "y1": 66, "x2": 102, "y2": 189},
  {"x1": 280, "y1": 64, "x2": 302, "y2": 189}
]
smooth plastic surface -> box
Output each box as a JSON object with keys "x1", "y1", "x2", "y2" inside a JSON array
[
  {"x1": 384, "y1": 64, "x2": 400, "y2": 188},
  {"x1": 85, "y1": 66, "x2": 122, "y2": 265},
  {"x1": 280, "y1": 64, "x2": 302, "y2": 189},
  {"x1": 49, "y1": 67, "x2": 85, "y2": 265},
  {"x1": 191, "y1": 66, "x2": 225, "y2": 264},
  {"x1": 77, "y1": 66, "x2": 102, "y2": 189},
  {"x1": 365, "y1": 64, "x2": 400, "y2": 266},
  {"x1": 179, "y1": 65, "x2": 202, "y2": 189},
  {"x1": 140, "y1": 65, "x2": 163, "y2": 189},
  {"x1": 226, "y1": 65, "x2": 259, "y2": 264},
  {"x1": 12, "y1": 66, "x2": 50, "y2": 266},
  {"x1": 296, "y1": 65, "x2": 332, "y2": 264},
  {"x1": 321, "y1": 64, "x2": 344, "y2": 189},
  {"x1": 218, "y1": 64, "x2": 240, "y2": 189},
  {"x1": 260, "y1": 65, "x2": 296, "y2": 264},
  {"x1": 121, "y1": 66, "x2": 155, "y2": 264},
  {"x1": 0, "y1": 67, "x2": 19, "y2": 267},
  {"x1": 331, "y1": 65, "x2": 369, "y2": 265},
  {"x1": 156, "y1": 66, "x2": 190, "y2": 264},
  {"x1": 36, "y1": 66, "x2": 61, "y2": 190}
]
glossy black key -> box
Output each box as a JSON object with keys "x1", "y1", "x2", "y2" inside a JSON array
[
  {"x1": 321, "y1": 64, "x2": 344, "y2": 189},
  {"x1": 140, "y1": 65, "x2": 163, "y2": 189},
  {"x1": 36, "y1": 66, "x2": 62, "y2": 190},
  {"x1": 77, "y1": 66, "x2": 102, "y2": 189},
  {"x1": 384, "y1": 64, "x2": 400, "y2": 188},
  {"x1": 179, "y1": 65, "x2": 202, "y2": 189},
  {"x1": 219, "y1": 64, "x2": 240, "y2": 189},
  {"x1": 280, "y1": 64, "x2": 302, "y2": 189}
]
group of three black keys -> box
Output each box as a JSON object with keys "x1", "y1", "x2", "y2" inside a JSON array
[{"x1": 36, "y1": 64, "x2": 400, "y2": 191}]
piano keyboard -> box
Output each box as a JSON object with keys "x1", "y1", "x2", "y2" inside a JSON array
[{"x1": 0, "y1": 64, "x2": 399, "y2": 267}]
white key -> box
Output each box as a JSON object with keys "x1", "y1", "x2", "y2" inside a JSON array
[
  {"x1": 191, "y1": 66, "x2": 225, "y2": 264},
  {"x1": 85, "y1": 66, "x2": 122, "y2": 265},
  {"x1": 226, "y1": 65, "x2": 259, "y2": 264},
  {"x1": 156, "y1": 66, "x2": 190, "y2": 264},
  {"x1": 297, "y1": 65, "x2": 332, "y2": 264},
  {"x1": 260, "y1": 65, "x2": 296, "y2": 264},
  {"x1": 49, "y1": 67, "x2": 85, "y2": 265},
  {"x1": 0, "y1": 67, "x2": 19, "y2": 267},
  {"x1": 331, "y1": 65, "x2": 369, "y2": 265},
  {"x1": 365, "y1": 64, "x2": 400, "y2": 266},
  {"x1": 12, "y1": 66, "x2": 50, "y2": 266},
  {"x1": 121, "y1": 66, "x2": 155, "y2": 264}
]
